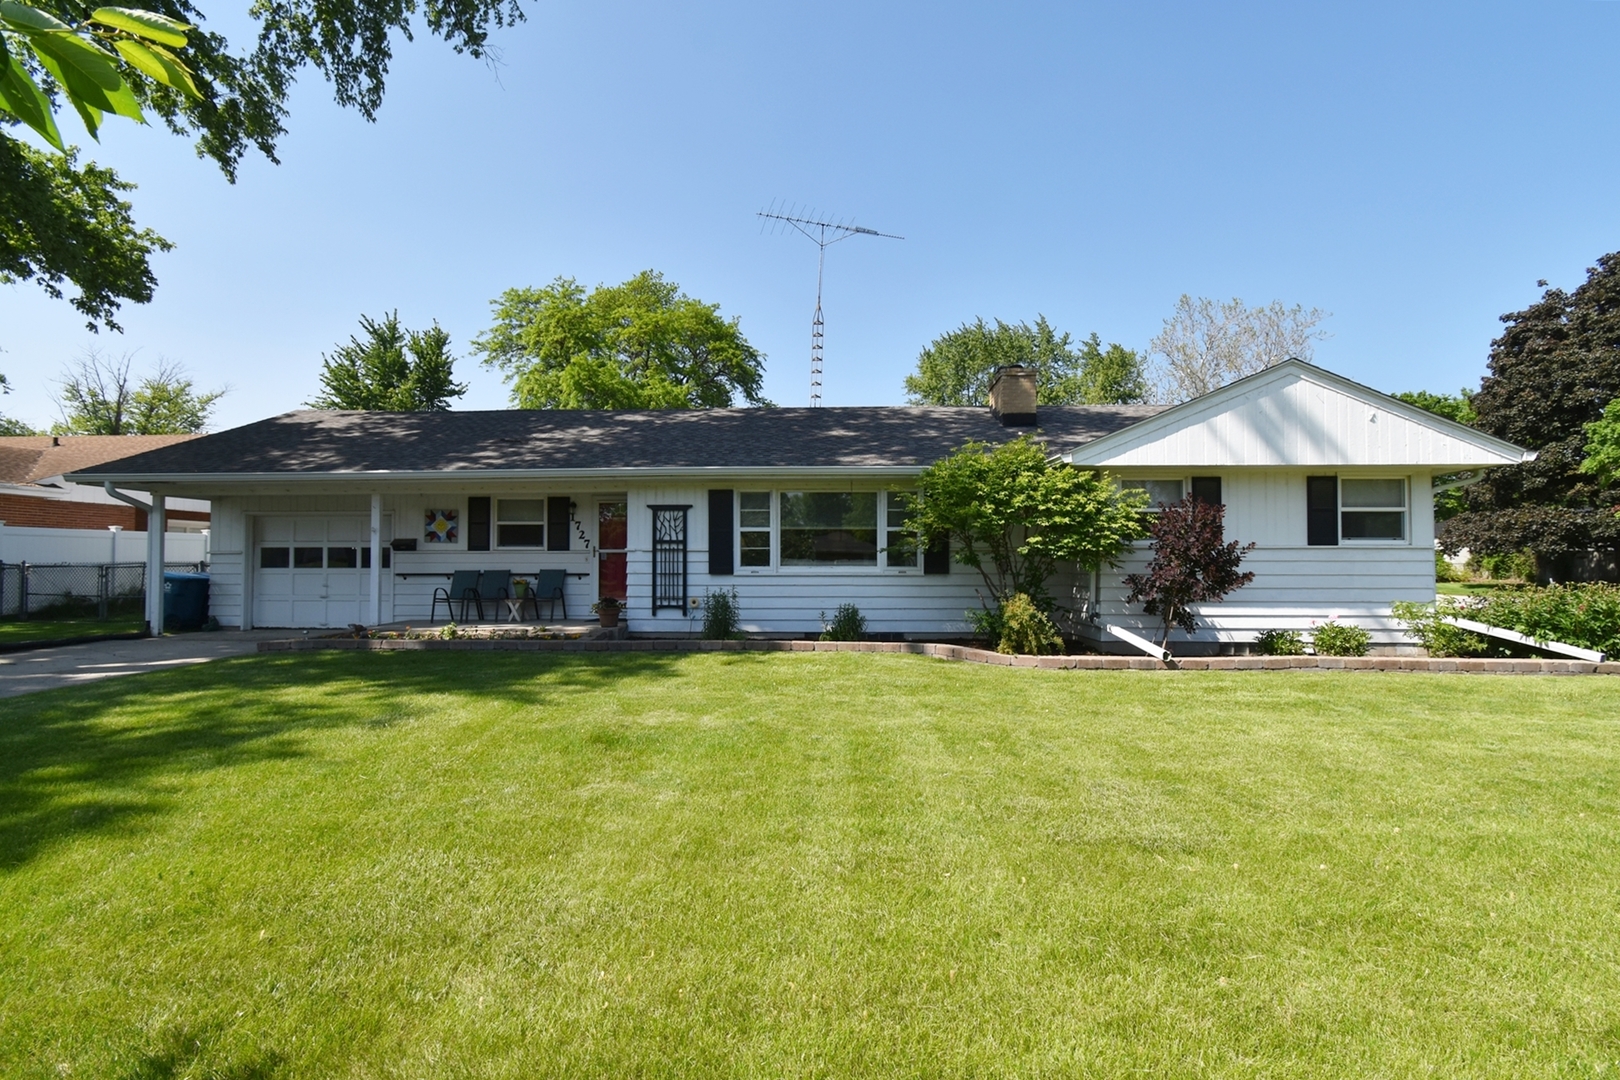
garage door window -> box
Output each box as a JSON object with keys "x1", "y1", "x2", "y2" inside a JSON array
[
  {"x1": 496, "y1": 500, "x2": 546, "y2": 548},
  {"x1": 294, "y1": 547, "x2": 324, "y2": 568},
  {"x1": 327, "y1": 546, "x2": 359, "y2": 568}
]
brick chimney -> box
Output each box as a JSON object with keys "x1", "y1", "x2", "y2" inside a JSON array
[{"x1": 988, "y1": 365, "x2": 1037, "y2": 426}]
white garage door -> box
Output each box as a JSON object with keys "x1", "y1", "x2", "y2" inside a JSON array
[{"x1": 253, "y1": 515, "x2": 391, "y2": 628}]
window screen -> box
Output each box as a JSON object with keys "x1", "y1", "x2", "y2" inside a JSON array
[
  {"x1": 1340, "y1": 479, "x2": 1406, "y2": 541},
  {"x1": 738, "y1": 491, "x2": 772, "y2": 567},
  {"x1": 885, "y1": 491, "x2": 919, "y2": 568},
  {"x1": 496, "y1": 499, "x2": 546, "y2": 548},
  {"x1": 1125, "y1": 479, "x2": 1185, "y2": 509}
]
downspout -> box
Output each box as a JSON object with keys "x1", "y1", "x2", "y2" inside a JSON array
[
  {"x1": 1431, "y1": 470, "x2": 1486, "y2": 496},
  {"x1": 103, "y1": 483, "x2": 162, "y2": 635}
]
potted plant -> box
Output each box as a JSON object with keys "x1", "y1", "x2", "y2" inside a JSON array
[{"x1": 592, "y1": 596, "x2": 622, "y2": 628}]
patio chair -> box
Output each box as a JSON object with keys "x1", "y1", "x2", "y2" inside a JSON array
[
  {"x1": 430, "y1": 570, "x2": 482, "y2": 623},
  {"x1": 531, "y1": 568, "x2": 568, "y2": 621},
  {"x1": 476, "y1": 570, "x2": 513, "y2": 621}
]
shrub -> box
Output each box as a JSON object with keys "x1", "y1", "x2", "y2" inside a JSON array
[
  {"x1": 1311, "y1": 620, "x2": 1370, "y2": 657},
  {"x1": 1469, "y1": 548, "x2": 1536, "y2": 582},
  {"x1": 1479, "y1": 583, "x2": 1620, "y2": 655},
  {"x1": 1391, "y1": 600, "x2": 1498, "y2": 658},
  {"x1": 996, "y1": 592, "x2": 1063, "y2": 655},
  {"x1": 701, "y1": 587, "x2": 743, "y2": 640},
  {"x1": 819, "y1": 603, "x2": 867, "y2": 642},
  {"x1": 1434, "y1": 549, "x2": 1465, "y2": 583},
  {"x1": 1253, "y1": 628, "x2": 1305, "y2": 656},
  {"x1": 1394, "y1": 586, "x2": 1620, "y2": 657}
]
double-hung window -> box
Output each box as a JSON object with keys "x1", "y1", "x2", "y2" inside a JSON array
[
  {"x1": 1123, "y1": 479, "x2": 1186, "y2": 510},
  {"x1": 496, "y1": 499, "x2": 546, "y2": 548},
  {"x1": 1307, "y1": 476, "x2": 1408, "y2": 544},
  {"x1": 1339, "y1": 478, "x2": 1407, "y2": 541},
  {"x1": 738, "y1": 491, "x2": 772, "y2": 567}
]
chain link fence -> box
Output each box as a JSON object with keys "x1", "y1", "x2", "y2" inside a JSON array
[{"x1": 0, "y1": 561, "x2": 207, "y2": 621}]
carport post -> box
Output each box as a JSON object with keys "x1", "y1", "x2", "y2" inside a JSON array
[
  {"x1": 368, "y1": 494, "x2": 382, "y2": 626},
  {"x1": 146, "y1": 495, "x2": 165, "y2": 634}
]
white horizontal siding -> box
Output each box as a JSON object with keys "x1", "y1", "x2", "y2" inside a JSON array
[
  {"x1": 621, "y1": 484, "x2": 982, "y2": 635},
  {"x1": 201, "y1": 471, "x2": 1440, "y2": 640},
  {"x1": 1095, "y1": 546, "x2": 1434, "y2": 645}
]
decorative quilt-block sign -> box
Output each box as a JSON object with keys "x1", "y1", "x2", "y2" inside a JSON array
[{"x1": 424, "y1": 509, "x2": 458, "y2": 543}]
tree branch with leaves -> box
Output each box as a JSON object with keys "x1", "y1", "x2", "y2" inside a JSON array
[
  {"x1": 905, "y1": 436, "x2": 1148, "y2": 614},
  {"x1": 1124, "y1": 496, "x2": 1255, "y2": 651}
]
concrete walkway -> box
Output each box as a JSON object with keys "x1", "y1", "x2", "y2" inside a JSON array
[{"x1": 0, "y1": 629, "x2": 295, "y2": 700}]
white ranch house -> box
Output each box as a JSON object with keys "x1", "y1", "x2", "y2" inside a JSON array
[{"x1": 69, "y1": 361, "x2": 1530, "y2": 651}]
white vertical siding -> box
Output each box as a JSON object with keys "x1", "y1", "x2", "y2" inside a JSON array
[{"x1": 1074, "y1": 368, "x2": 1521, "y2": 468}]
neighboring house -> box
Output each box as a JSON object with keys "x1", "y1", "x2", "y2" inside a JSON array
[
  {"x1": 67, "y1": 361, "x2": 1531, "y2": 648},
  {"x1": 0, "y1": 435, "x2": 211, "y2": 532}
]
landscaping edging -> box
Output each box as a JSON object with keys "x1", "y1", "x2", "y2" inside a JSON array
[{"x1": 257, "y1": 636, "x2": 1620, "y2": 675}]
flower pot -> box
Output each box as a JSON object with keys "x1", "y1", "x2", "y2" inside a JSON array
[{"x1": 598, "y1": 607, "x2": 620, "y2": 629}]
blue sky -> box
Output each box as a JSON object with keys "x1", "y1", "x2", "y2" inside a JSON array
[{"x1": 2, "y1": 1, "x2": 1617, "y2": 429}]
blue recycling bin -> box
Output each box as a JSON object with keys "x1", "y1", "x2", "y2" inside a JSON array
[{"x1": 163, "y1": 571, "x2": 210, "y2": 632}]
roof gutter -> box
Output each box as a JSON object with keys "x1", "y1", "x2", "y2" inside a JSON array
[
  {"x1": 1431, "y1": 470, "x2": 1487, "y2": 495},
  {"x1": 102, "y1": 481, "x2": 152, "y2": 512}
]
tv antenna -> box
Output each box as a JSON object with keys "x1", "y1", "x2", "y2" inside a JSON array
[{"x1": 758, "y1": 202, "x2": 903, "y2": 405}]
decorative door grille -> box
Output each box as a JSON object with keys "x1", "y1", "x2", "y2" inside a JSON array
[{"x1": 649, "y1": 505, "x2": 690, "y2": 614}]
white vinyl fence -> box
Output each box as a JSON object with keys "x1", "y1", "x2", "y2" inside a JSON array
[{"x1": 0, "y1": 523, "x2": 208, "y2": 566}]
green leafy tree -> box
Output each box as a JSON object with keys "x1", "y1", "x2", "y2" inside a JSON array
[
  {"x1": 1393, "y1": 389, "x2": 1476, "y2": 427},
  {"x1": 309, "y1": 312, "x2": 467, "y2": 411},
  {"x1": 1, "y1": 0, "x2": 522, "y2": 327},
  {"x1": 1441, "y1": 254, "x2": 1620, "y2": 577},
  {"x1": 1072, "y1": 332, "x2": 1149, "y2": 405},
  {"x1": 54, "y1": 348, "x2": 222, "y2": 433},
  {"x1": 1124, "y1": 496, "x2": 1256, "y2": 650},
  {"x1": 904, "y1": 317, "x2": 1146, "y2": 406},
  {"x1": 905, "y1": 435, "x2": 1147, "y2": 613},
  {"x1": 1, "y1": 140, "x2": 171, "y2": 332},
  {"x1": 1394, "y1": 389, "x2": 1480, "y2": 522},
  {"x1": 473, "y1": 271, "x2": 768, "y2": 409},
  {"x1": 0, "y1": 371, "x2": 39, "y2": 433},
  {"x1": 1581, "y1": 398, "x2": 1620, "y2": 515}
]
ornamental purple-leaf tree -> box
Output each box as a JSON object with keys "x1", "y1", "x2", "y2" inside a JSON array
[{"x1": 1124, "y1": 496, "x2": 1256, "y2": 650}]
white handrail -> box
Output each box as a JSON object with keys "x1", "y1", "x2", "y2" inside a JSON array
[{"x1": 1441, "y1": 616, "x2": 1606, "y2": 664}]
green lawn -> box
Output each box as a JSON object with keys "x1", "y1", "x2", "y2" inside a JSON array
[
  {"x1": 0, "y1": 615, "x2": 145, "y2": 645},
  {"x1": 3, "y1": 653, "x2": 1618, "y2": 1078}
]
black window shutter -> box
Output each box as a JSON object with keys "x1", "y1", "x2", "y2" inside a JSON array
[
  {"x1": 1190, "y1": 476, "x2": 1223, "y2": 506},
  {"x1": 708, "y1": 489, "x2": 734, "y2": 575},
  {"x1": 1306, "y1": 476, "x2": 1338, "y2": 546},
  {"x1": 547, "y1": 497, "x2": 571, "y2": 551},
  {"x1": 923, "y1": 534, "x2": 951, "y2": 575},
  {"x1": 468, "y1": 497, "x2": 491, "y2": 552}
]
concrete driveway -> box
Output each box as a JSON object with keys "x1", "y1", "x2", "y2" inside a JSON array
[{"x1": 0, "y1": 630, "x2": 297, "y2": 700}]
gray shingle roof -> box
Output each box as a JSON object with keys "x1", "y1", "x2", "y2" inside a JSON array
[{"x1": 67, "y1": 405, "x2": 1167, "y2": 479}]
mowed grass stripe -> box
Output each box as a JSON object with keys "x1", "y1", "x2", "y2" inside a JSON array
[{"x1": 1, "y1": 652, "x2": 1617, "y2": 1078}]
